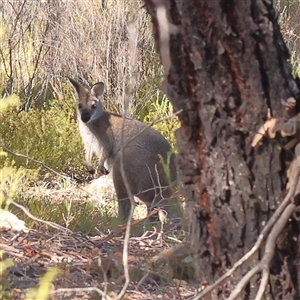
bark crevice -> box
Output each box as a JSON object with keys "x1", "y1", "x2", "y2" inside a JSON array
[{"x1": 143, "y1": 0, "x2": 300, "y2": 297}]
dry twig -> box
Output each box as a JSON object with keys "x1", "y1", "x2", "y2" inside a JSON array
[
  {"x1": 115, "y1": 147, "x2": 136, "y2": 300},
  {"x1": 192, "y1": 166, "x2": 300, "y2": 300},
  {"x1": 11, "y1": 201, "x2": 71, "y2": 233},
  {"x1": 0, "y1": 141, "x2": 70, "y2": 180},
  {"x1": 227, "y1": 202, "x2": 296, "y2": 300}
]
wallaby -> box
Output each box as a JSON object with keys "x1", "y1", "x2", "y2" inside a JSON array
[{"x1": 70, "y1": 79, "x2": 181, "y2": 222}]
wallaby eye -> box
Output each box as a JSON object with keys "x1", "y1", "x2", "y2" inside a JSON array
[
  {"x1": 91, "y1": 103, "x2": 97, "y2": 109},
  {"x1": 78, "y1": 104, "x2": 82, "y2": 109}
]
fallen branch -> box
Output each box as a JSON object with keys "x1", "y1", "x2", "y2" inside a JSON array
[
  {"x1": 11, "y1": 201, "x2": 71, "y2": 233},
  {"x1": 227, "y1": 202, "x2": 296, "y2": 300},
  {"x1": 95, "y1": 209, "x2": 158, "y2": 246},
  {"x1": 0, "y1": 141, "x2": 70, "y2": 181},
  {"x1": 255, "y1": 268, "x2": 269, "y2": 300},
  {"x1": 192, "y1": 166, "x2": 300, "y2": 300}
]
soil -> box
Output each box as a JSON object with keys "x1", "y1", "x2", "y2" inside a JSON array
[{"x1": 1, "y1": 177, "x2": 197, "y2": 300}]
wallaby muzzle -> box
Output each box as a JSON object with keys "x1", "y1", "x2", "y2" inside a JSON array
[{"x1": 81, "y1": 112, "x2": 91, "y2": 123}]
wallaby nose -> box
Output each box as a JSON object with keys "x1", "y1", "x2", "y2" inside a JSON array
[{"x1": 81, "y1": 112, "x2": 91, "y2": 123}]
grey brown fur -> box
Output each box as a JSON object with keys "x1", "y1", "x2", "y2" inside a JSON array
[{"x1": 70, "y1": 79, "x2": 181, "y2": 222}]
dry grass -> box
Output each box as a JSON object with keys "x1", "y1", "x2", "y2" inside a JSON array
[
  {"x1": 0, "y1": 0, "x2": 161, "y2": 117},
  {"x1": 1, "y1": 225, "x2": 194, "y2": 300}
]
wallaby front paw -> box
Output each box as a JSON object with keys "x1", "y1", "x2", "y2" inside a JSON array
[
  {"x1": 87, "y1": 166, "x2": 95, "y2": 174},
  {"x1": 99, "y1": 165, "x2": 109, "y2": 175}
]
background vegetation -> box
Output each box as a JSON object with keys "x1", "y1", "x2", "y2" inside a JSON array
[
  {"x1": 0, "y1": 0, "x2": 181, "y2": 239},
  {"x1": 1, "y1": 0, "x2": 300, "y2": 298},
  {"x1": 0, "y1": 0, "x2": 178, "y2": 175},
  {"x1": 0, "y1": 0, "x2": 299, "y2": 220}
]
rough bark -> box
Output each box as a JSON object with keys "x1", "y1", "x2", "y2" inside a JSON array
[{"x1": 144, "y1": 0, "x2": 300, "y2": 298}]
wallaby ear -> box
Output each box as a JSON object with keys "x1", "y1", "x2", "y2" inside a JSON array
[
  {"x1": 69, "y1": 78, "x2": 87, "y2": 98},
  {"x1": 91, "y1": 82, "x2": 105, "y2": 100}
]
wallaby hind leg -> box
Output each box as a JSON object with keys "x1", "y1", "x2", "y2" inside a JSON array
[
  {"x1": 112, "y1": 156, "x2": 132, "y2": 220},
  {"x1": 112, "y1": 148, "x2": 181, "y2": 222},
  {"x1": 138, "y1": 187, "x2": 181, "y2": 222},
  {"x1": 136, "y1": 159, "x2": 182, "y2": 222}
]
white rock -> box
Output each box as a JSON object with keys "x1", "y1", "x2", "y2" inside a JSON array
[{"x1": 0, "y1": 210, "x2": 28, "y2": 232}]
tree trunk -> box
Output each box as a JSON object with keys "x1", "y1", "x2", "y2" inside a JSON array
[{"x1": 144, "y1": 0, "x2": 300, "y2": 298}]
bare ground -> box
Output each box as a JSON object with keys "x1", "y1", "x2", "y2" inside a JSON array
[{"x1": 1, "y1": 177, "x2": 197, "y2": 300}]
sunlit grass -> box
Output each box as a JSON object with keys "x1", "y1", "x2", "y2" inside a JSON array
[{"x1": 12, "y1": 192, "x2": 120, "y2": 235}]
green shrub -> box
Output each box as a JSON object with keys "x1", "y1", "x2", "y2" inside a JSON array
[
  {"x1": 14, "y1": 194, "x2": 119, "y2": 235},
  {"x1": 141, "y1": 94, "x2": 180, "y2": 147},
  {"x1": 0, "y1": 251, "x2": 14, "y2": 300},
  {"x1": 25, "y1": 267, "x2": 59, "y2": 300},
  {"x1": 0, "y1": 97, "x2": 84, "y2": 173}
]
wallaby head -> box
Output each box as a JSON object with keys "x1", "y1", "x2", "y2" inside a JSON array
[
  {"x1": 69, "y1": 78, "x2": 108, "y2": 175},
  {"x1": 69, "y1": 78, "x2": 105, "y2": 123}
]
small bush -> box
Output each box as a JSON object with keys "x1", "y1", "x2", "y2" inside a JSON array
[
  {"x1": 141, "y1": 94, "x2": 180, "y2": 147},
  {"x1": 13, "y1": 193, "x2": 119, "y2": 235},
  {"x1": 25, "y1": 267, "x2": 59, "y2": 300},
  {"x1": 0, "y1": 252, "x2": 14, "y2": 300},
  {"x1": 0, "y1": 97, "x2": 84, "y2": 173}
]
